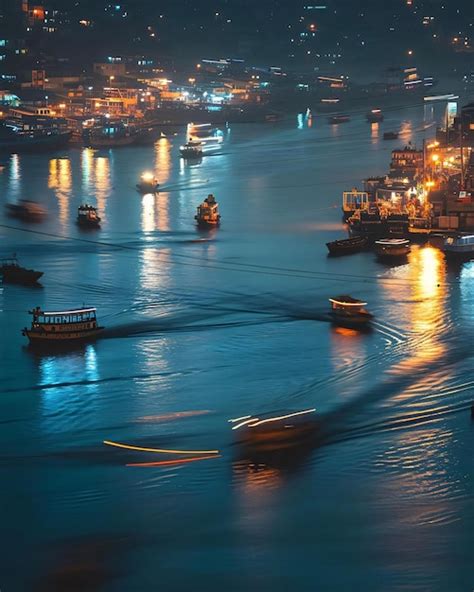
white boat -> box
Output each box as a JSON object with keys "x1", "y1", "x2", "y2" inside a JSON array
[
  {"x1": 180, "y1": 140, "x2": 203, "y2": 158},
  {"x1": 186, "y1": 123, "x2": 223, "y2": 152},
  {"x1": 374, "y1": 238, "x2": 410, "y2": 259},
  {"x1": 443, "y1": 234, "x2": 474, "y2": 260}
]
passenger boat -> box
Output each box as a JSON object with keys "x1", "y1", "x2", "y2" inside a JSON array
[
  {"x1": 385, "y1": 213, "x2": 409, "y2": 237},
  {"x1": 329, "y1": 295, "x2": 373, "y2": 328},
  {"x1": 5, "y1": 200, "x2": 46, "y2": 222},
  {"x1": 230, "y1": 409, "x2": 317, "y2": 452},
  {"x1": 342, "y1": 190, "x2": 369, "y2": 220},
  {"x1": 374, "y1": 238, "x2": 411, "y2": 260},
  {"x1": 22, "y1": 306, "x2": 104, "y2": 345},
  {"x1": 0, "y1": 257, "x2": 43, "y2": 285},
  {"x1": 326, "y1": 236, "x2": 368, "y2": 256},
  {"x1": 348, "y1": 209, "x2": 383, "y2": 240},
  {"x1": 366, "y1": 108, "x2": 384, "y2": 123},
  {"x1": 328, "y1": 114, "x2": 350, "y2": 124},
  {"x1": 77, "y1": 204, "x2": 101, "y2": 228},
  {"x1": 136, "y1": 172, "x2": 159, "y2": 193},
  {"x1": 195, "y1": 194, "x2": 221, "y2": 227},
  {"x1": 180, "y1": 140, "x2": 203, "y2": 158},
  {"x1": 383, "y1": 131, "x2": 399, "y2": 140},
  {"x1": 442, "y1": 234, "x2": 474, "y2": 260}
]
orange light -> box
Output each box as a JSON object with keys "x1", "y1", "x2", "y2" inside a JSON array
[
  {"x1": 126, "y1": 455, "x2": 221, "y2": 467},
  {"x1": 103, "y1": 440, "x2": 220, "y2": 455}
]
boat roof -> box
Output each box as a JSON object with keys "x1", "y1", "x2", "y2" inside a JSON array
[
  {"x1": 33, "y1": 307, "x2": 97, "y2": 315},
  {"x1": 375, "y1": 238, "x2": 410, "y2": 245},
  {"x1": 329, "y1": 295, "x2": 367, "y2": 306}
]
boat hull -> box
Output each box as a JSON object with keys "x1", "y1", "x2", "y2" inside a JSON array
[
  {"x1": 0, "y1": 131, "x2": 72, "y2": 153},
  {"x1": 329, "y1": 313, "x2": 372, "y2": 329},
  {"x1": 327, "y1": 237, "x2": 368, "y2": 256},
  {"x1": 23, "y1": 327, "x2": 104, "y2": 345},
  {"x1": 443, "y1": 249, "x2": 474, "y2": 261},
  {"x1": 1, "y1": 270, "x2": 43, "y2": 284}
]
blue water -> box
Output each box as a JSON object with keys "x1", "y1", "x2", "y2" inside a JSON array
[{"x1": 0, "y1": 106, "x2": 473, "y2": 591}]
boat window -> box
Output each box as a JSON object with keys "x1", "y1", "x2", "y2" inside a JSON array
[{"x1": 72, "y1": 315, "x2": 77, "y2": 322}]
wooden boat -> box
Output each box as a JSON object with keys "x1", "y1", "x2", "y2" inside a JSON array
[
  {"x1": 442, "y1": 234, "x2": 474, "y2": 260},
  {"x1": 367, "y1": 108, "x2": 384, "y2": 123},
  {"x1": 328, "y1": 114, "x2": 350, "y2": 124},
  {"x1": 22, "y1": 306, "x2": 104, "y2": 345},
  {"x1": 230, "y1": 409, "x2": 317, "y2": 452},
  {"x1": 383, "y1": 131, "x2": 399, "y2": 140},
  {"x1": 5, "y1": 200, "x2": 46, "y2": 222},
  {"x1": 0, "y1": 257, "x2": 43, "y2": 285},
  {"x1": 195, "y1": 194, "x2": 220, "y2": 227},
  {"x1": 374, "y1": 238, "x2": 411, "y2": 260},
  {"x1": 77, "y1": 204, "x2": 101, "y2": 228},
  {"x1": 329, "y1": 295, "x2": 373, "y2": 328},
  {"x1": 326, "y1": 236, "x2": 368, "y2": 256},
  {"x1": 180, "y1": 140, "x2": 203, "y2": 158},
  {"x1": 136, "y1": 172, "x2": 159, "y2": 193}
]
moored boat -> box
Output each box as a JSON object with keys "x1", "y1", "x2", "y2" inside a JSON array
[
  {"x1": 374, "y1": 238, "x2": 411, "y2": 260},
  {"x1": 5, "y1": 200, "x2": 46, "y2": 222},
  {"x1": 22, "y1": 306, "x2": 104, "y2": 345},
  {"x1": 180, "y1": 140, "x2": 203, "y2": 159},
  {"x1": 383, "y1": 131, "x2": 399, "y2": 140},
  {"x1": 326, "y1": 236, "x2": 368, "y2": 256},
  {"x1": 77, "y1": 204, "x2": 101, "y2": 228},
  {"x1": 195, "y1": 194, "x2": 221, "y2": 227},
  {"x1": 136, "y1": 172, "x2": 159, "y2": 193},
  {"x1": 442, "y1": 234, "x2": 474, "y2": 260},
  {"x1": 367, "y1": 108, "x2": 384, "y2": 123},
  {"x1": 329, "y1": 295, "x2": 373, "y2": 328},
  {"x1": 230, "y1": 408, "x2": 317, "y2": 452},
  {"x1": 0, "y1": 257, "x2": 43, "y2": 285}
]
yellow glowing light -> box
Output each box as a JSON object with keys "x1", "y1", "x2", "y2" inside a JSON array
[
  {"x1": 141, "y1": 171, "x2": 154, "y2": 182},
  {"x1": 431, "y1": 154, "x2": 439, "y2": 162},
  {"x1": 59, "y1": 103, "x2": 66, "y2": 109},
  {"x1": 103, "y1": 440, "x2": 220, "y2": 455},
  {"x1": 425, "y1": 181, "x2": 435, "y2": 188}
]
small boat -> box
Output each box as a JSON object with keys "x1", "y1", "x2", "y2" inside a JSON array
[
  {"x1": 442, "y1": 234, "x2": 474, "y2": 260},
  {"x1": 328, "y1": 114, "x2": 350, "y2": 124},
  {"x1": 326, "y1": 236, "x2": 368, "y2": 256},
  {"x1": 374, "y1": 238, "x2": 411, "y2": 260},
  {"x1": 383, "y1": 131, "x2": 399, "y2": 140},
  {"x1": 136, "y1": 172, "x2": 159, "y2": 193},
  {"x1": 77, "y1": 204, "x2": 101, "y2": 228},
  {"x1": 195, "y1": 194, "x2": 221, "y2": 228},
  {"x1": 230, "y1": 409, "x2": 317, "y2": 452},
  {"x1": 5, "y1": 200, "x2": 46, "y2": 222},
  {"x1": 367, "y1": 108, "x2": 384, "y2": 123},
  {"x1": 180, "y1": 140, "x2": 203, "y2": 158},
  {"x1": 329, "y1": 295, "x2": 373, "y2": 328},
  {"x1": 0, "y1": 256, "x2": 43, "y2": 285},
  {"x1": 22, "y1": 306, "x2": 104, "y2": 345}
]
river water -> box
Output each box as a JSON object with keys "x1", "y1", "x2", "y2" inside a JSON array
[{"x1": 0, "y1": 105, "x2": 473, "y2": 591}]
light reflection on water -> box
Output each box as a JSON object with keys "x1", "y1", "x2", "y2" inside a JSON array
[{"x1": 48, "y1": 158, "x2": 72, "y2": 229}]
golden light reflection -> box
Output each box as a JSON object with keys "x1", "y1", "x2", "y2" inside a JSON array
[
  {"x1": 330, "y1": 325, "x2": 368, "y2": 379},
  {"x1": 400, "y1": 120, "x2": 412, "y2": 141},
  {"x1": 232, "y1": 460, "x2": 282, "y2": 495},
  {"x1": 94, "y1": 156, "x2": 111, "y2": 213},
  {"x1": 371, "y1": 122, "x2": 379, "y2": 143},
  {"x1": 48, "y1": 158, "x2": 72, "y2": 228},
  {"x1": 154, "y1": 137, "x2": 171, "y2": 185},
  {"x1": 141, "y1": 192, "x2": 170, "y2": 233}
]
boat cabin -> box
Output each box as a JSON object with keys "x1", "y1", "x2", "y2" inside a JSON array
[
  {"x1": 30, "y1": 307, "x2": 98, "y2": 331},
  {"x1": 329, "y1": 296, "x2": 368, "y2": 314}
]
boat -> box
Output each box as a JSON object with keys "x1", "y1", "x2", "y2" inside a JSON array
[
  {"x1": 195, "y1": 194, "x2": 221, "y2": 227},
  {"x1": 0, "y1": 256, "x2": 43, "y2": 285},
  {"x1": 374, "y1": 238, "x2": 411, "y2": 260},
  {"x1": 442, "y1": 234, "x2": 474, "y2": 260},
  {"x1": 136, "y1": 172, "x2": 159, "y2": 193},
  {"x1": 342, "y1": 189, "x2": 370, "y2": 220},
  {"x1": 230, "y1": 409, "x2": 317, "y2": 452},
  {"x1": 5, "y1": 200, "x2": 46, "y2": 222},
  {"x1": 186, "y1": 123, "x2": 224, "y2": 150},
  {"x1": 22, "y1": 306, "x2": 104, "y2": 345},
  {"x1": 328, "y1": 115, "x2": 350, "y2": 124},
  {"x1": 180, "y1": 140, "x2": 203, "y2": 159},
  {"x1": 383, "y1": 131, "x2": 399, "y2": 140},
  {"x1": 367, "y1": 108, "x2": 384, "y2": 123},
  {"x1": 348, "y1": 209, "x2": 384, "y2": 240},
  {"x1": 0, "y1": 118, "x2": 71, "y2": 153},
  {"x1": 83, "y1": 120, "x2": 137, "y2": 148},
  {"x1": 77, "y1": 204, "x2": 101, "y2": 228},
  {"x1": 328, "y1": 295, "x2": 373, "y2": 328},
  {"x1": 385, "y1": 213, "x2": 409, "y2": 237},
  {"x1": 326, "y1": 236, "x2": 368, "y2": 256}
]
